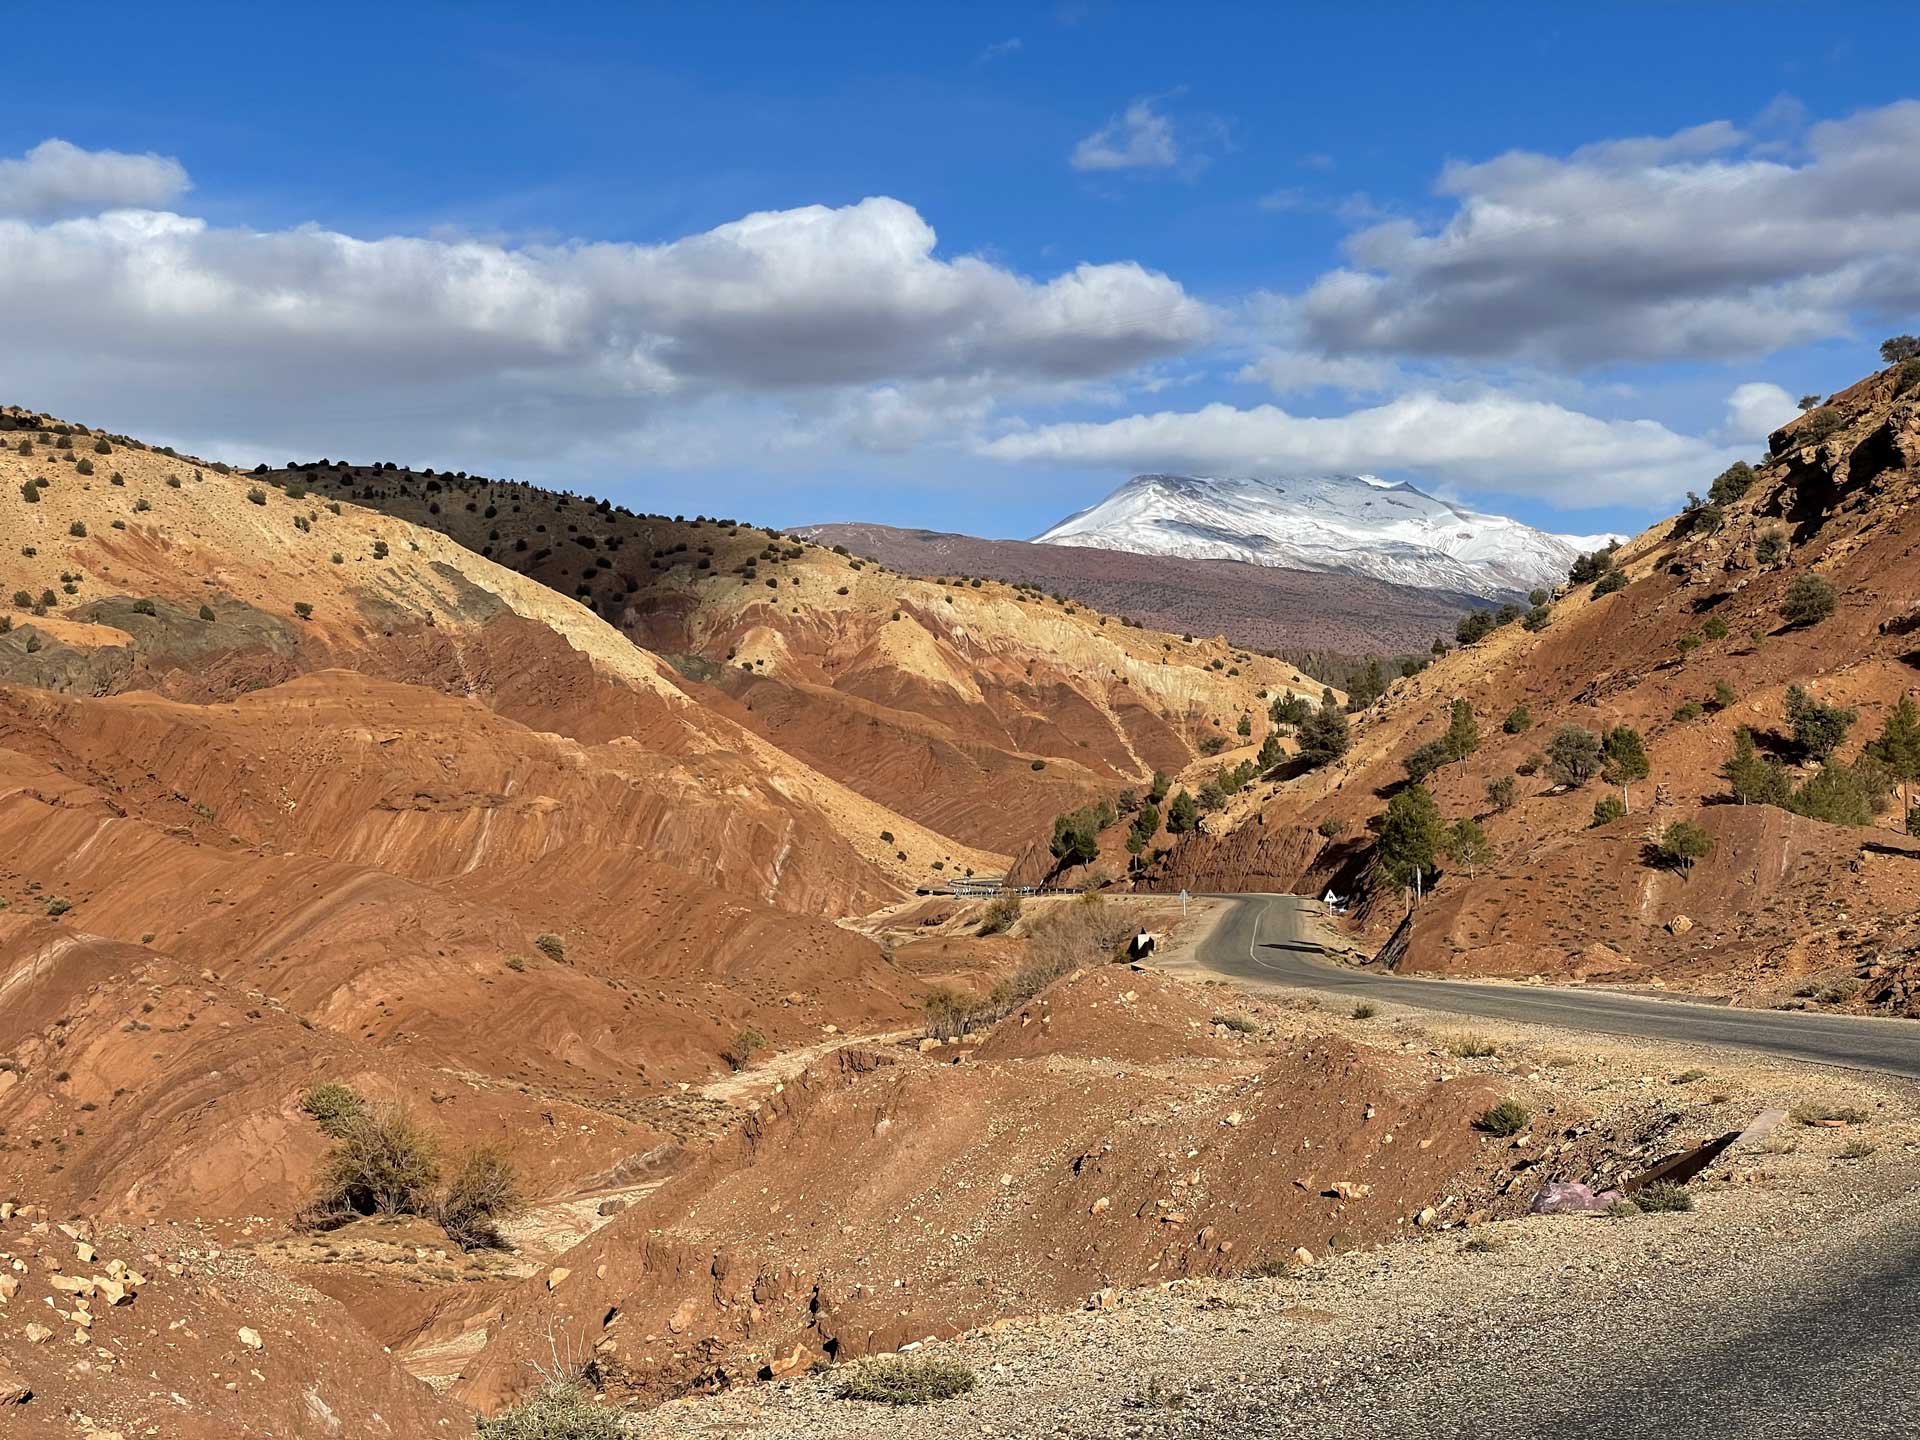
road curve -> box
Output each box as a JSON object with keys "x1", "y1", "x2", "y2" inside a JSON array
[{"x1": 1190, "y1": 893, "x2": 1920, "y2": 1079}]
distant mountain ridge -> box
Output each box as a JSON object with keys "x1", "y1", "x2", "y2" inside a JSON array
[
  {"x1": 791, "y1": 520, "x2": 1474, "y2": 658},
  {"x1": 1032, "y1": 472, "x2": 1616, "y2": 598}
]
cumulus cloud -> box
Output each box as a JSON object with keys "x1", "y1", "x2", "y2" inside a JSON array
[
  {"x1": 1236, "y1": 348, "x2": 1399, "y2": 397},
  {"x1": 1302, "y1": 101, "x2": 1920, "y2": 366},
  {"x1": 1071, "y1": 97, "x2": 1181, "y2": 172},
  {"x1": 1717, "y1": 381, "x2": 1799, "y2": 444},
  {"x1": 0, "y1": 138, "x2": 189, "y2": 219},
  {"x1": 981, "y1": 391, "x2": 1732, "y2": 507},
  {"x1": 0, "y1": 141, "x2": 1212, "y2": 468}
]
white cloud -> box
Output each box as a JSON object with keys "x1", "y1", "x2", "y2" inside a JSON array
[
  {"x1": 1717, "y1": 381, "x2": 1799, "y2": 444},
  {"x1": 1071, "y1": 97, "x2": 1180, "y2": 172},
  {"x1": 977, "y1": 37, "x2": 1023, "y2": 62},
  {"x1": 0, "y1": 138, "x2": 189, "y2": 219},
  {"x1": 0, "y1": 141, "x2": 1214, "y2": 470},
  {"x1": 981, "y1": 391, "x2": 1733, "y2": 507},
  {"x1": 1302, "y1": 101, "x2": 1920, "y2": 366},
  {"x1": 1236, "y1": 348, "x2": 1399, "y2": 397}
]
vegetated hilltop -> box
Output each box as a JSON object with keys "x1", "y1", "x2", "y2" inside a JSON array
[
  {"x1": 1135, "y1": 354, "x2": 1920, "y2": 1016},
  {"x1": 792, "y1": 520, "x2": 1474, "y2": 659},
  {"x1": 260, "y1": 460, "x2": 1323, "y2": 854}
]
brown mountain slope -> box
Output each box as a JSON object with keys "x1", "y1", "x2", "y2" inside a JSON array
[
  {"x1": 1140, "y1": 360, "x2": 1920, "y2": 1015},
  {"x1": 793, "y1": 520, "x2": 1473, "y2": 658},
  {"x1": 257, "y1": 462, "x2": 1325, "y2": 853},
  {"x1": 0, "y1": 408, "x2": 1009, "y2": 1230}
]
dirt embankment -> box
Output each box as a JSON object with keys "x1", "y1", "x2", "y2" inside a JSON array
[{"x1": 452, "y1": 966, "x2": 1511, "y2": 1411}]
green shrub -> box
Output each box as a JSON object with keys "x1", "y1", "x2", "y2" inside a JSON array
[
  {"x1": 1593, "y1": 569, "x2": 1627, "y2": 597},
  {"x1": 438, "y1": 1142, "x2": 520, "y2": 1250},
  {"x1": 198, "y1": 603, "x2": 216, "y2": 622},
  {"x1": 1797, "y1": 408, "x2": 1844, "y2": 444},
  {"x1": 1632, "y1": 1181, "x2": 1694, "y2": 1213},
  {"x1": 1486, "y1": 775, "x2": 1517, "y2": 812},
  {"x1": 1707, "y1": 461, "x2": 1754, "y2": 506},
  {"x1": 976, "y1": 893, "x2": 1022, "y2": 936},
  {"x1": 1672, "y1": 701, "x2": 1703, "y2": 722},
  {"x1": 1780, "y1": 573, "x2": 1837, "y2": 627},
  {"x1": 247, "y1": 486, "x2": 268, "y2": 505},
  {"x1": 301, "y1": 1082, "x2": 366, "y2": 1138},
  {"x1": 131, "y1": 597, "x2": 157, "y2": 616},
  {"x1": 1352, "y1": 1001, "x2": 1380, "y2": 1020},
  {"x1": 1213, "y1": 1014, "x2": 1259, "y2": 1034},
  {"x1": 834, "y1": 1354, "x2": 977, "y2": 1406},
  {"x1": 133, "y1": 496, "x2": 151, "y2": 513},
  {"x1": 1447, "y1": 1033, "x2": 1497, "y2": 1058},
  {"x1": 46, "y1": 896, "x2": 72, "y2": 917},
  {"x1": 725, "y1": 1027, "x2": 766, "y2": 1071},
  {"x1": 75, "y1": 458, "x2": 94, "y2": 476},
  {"x1": 1502, "y1": 705, "x2": 1531, "y2": 734},
  {"x1": 309, "y1": 1102, "x2": 441, "y2": 1218},
  {"x1": 1475, "y1": 1099, "x2": 1530, "y2": 1136},
  {"x1": 477, "y1": 1381, "x2": 636, "y2": 1438},
  {"x1": 68, "y1": 520, "x2": 87, "y2": 537},
  {"x1": 292, "y1": 601, "x2": 313, "y2": 619},
  {"x1": 1591, "y1": 794, "x2": 1626, "y2": 826}
]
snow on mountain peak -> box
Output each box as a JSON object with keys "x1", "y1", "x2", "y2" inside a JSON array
[{"x1": 1032, "y1": 473, "x2": 1613, "y2": 598}]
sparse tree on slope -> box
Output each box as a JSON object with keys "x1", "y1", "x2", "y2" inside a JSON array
[
  {"x1": 1444, "y1": 817, "x2": 1495, "y2": 879},
  {"x1": 1658, "y1": 820, "x2": 1714, "y2": 878},
  {"x1": 1865, "y1": 694, "x2": 1920, "y2": 831},
  {"x1": 1297, "y1": 693, "x2": 1351, "y2": 769},
  {"x1": 1601, "y1": 725, "x2": 1650, "y2": 810},
  {"x1": 1376, "y1": 784, "x2": 1444, "y2": 893},
  {"x1": 1544, "y1": 726, "x2": 1604, "y2": 788},
  {"x1": 1786, "y1": 684, "x2": 1856, "y2": 762}
]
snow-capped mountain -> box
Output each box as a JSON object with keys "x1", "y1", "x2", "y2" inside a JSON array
[{"x1": 1032, "y1": 473, "x2": 1616, "y2": 598}]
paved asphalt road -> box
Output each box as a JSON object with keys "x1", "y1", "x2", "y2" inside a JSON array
[
  {"x1": 1193, "y1": 893, "x2": 1920, "y2": 1439},
  {"x1": 1191, "y1": 893, "x2": 1920, "y2": 1080}
]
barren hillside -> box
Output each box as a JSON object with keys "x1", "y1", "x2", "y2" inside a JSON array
[{"x1": 260, "y1": 463, "x2": 1323, "y2": 853}]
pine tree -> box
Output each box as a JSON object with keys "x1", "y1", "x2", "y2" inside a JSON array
[
  {"x1": 1165, "y1": 789, "x2": 1201, "y2": 835},
  {"x1": 1722, "y1": 728, "x2": 1792, "y2": 807},
  {"x1": 1297, "y1": 694, "x2": 1351, "y2": 769},
  {"x1": 1786, "y1": 684, "x2": 1856, "y2": 761},
  {"x1": 1601, "y1": 725, "x2": 1650, "y2": 809},
  {"x1": 1866, "y1": 694, "x2": 1920, "y2": 831},
  {"x1": 1376, "y1": 785, "x2": 1444, "y2": 892},
  {"x1": 1442, "y1": 699, "x2": 1479, "y2": 766}
]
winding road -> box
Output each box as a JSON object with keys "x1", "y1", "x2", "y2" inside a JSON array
[{"x1": 1190, "y1": 893, "x2": 1920, "y2": 1079}]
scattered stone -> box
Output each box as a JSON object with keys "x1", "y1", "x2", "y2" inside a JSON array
[{"x1": 237, "y1": 1327, "x2": 263, "y2": 1350}]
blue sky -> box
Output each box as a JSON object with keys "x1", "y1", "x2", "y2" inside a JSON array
[{"x1": 2, "y1": 2, "x2": 1917, "y2": 540}]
